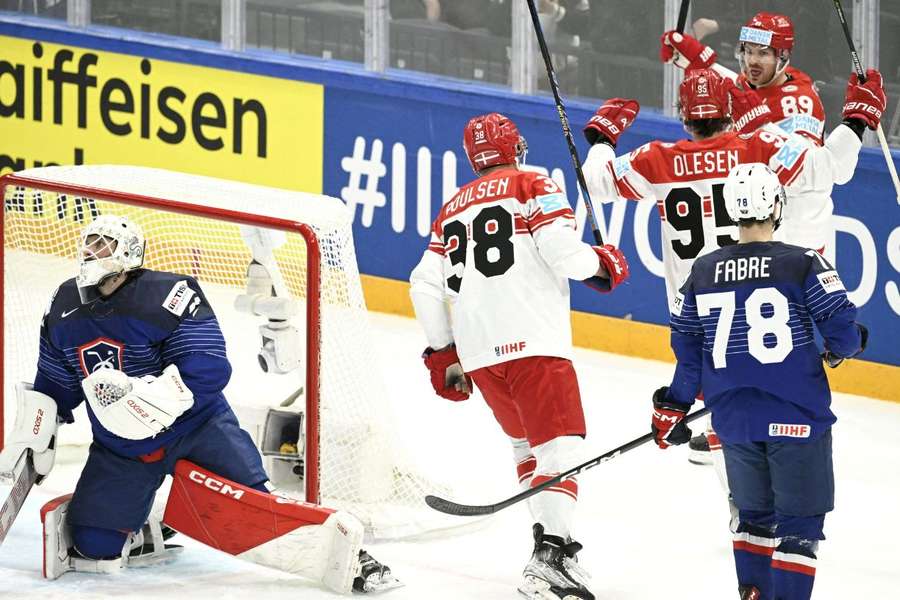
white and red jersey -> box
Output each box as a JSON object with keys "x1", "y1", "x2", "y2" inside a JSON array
[
  {"x1": 409, "y1": 167, "x2": 599, "y2": 372},
  {"x1": 583, "y1": 124, "x2": 860, "y2": 310},
  {"x1": 713, "y1": 64, "x2": 837, "y2": 249},
  {"x1": 742, "y1": 67, "x2": 826, "y2": 144}
]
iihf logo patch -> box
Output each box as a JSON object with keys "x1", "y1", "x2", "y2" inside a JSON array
[{"x1": 78, "y1": 337, "x2": 124, "y2": 376}]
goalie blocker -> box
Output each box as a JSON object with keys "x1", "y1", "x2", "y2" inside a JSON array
[{"x1": 41, "y1": 460, "x2": 400, "y2": 594}]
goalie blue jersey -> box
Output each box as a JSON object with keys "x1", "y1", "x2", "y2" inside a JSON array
[
  {"x1": 33, "y1": 269, "x2": 231, "y2": 458},
  {"x1": 667, "y1": 242, "x2": 862, "y2": 443}
]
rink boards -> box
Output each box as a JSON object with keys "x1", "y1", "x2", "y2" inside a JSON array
[{"x1": 0, "y1": 14, "x2": 897, "y2": 400}]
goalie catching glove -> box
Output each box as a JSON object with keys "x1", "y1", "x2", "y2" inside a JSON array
[
  {"x1": 422, "y1": 345, "x2": 472, "y2": 402},
  {"x1": 81, "y1": 365, "x2": 194, "y2": 440}
]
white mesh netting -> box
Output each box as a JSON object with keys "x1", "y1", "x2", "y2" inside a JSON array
[{"x1": 2, "y1": 165, "x2": 455, "y2": 539}]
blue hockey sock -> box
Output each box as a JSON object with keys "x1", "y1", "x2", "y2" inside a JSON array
[
  {"x1": 771, "y1": 536, "x2": 817, "y2": 600},
  {"x1": 71, "y1": 524, "x2": 130, "y2": 560},
  {"x1": 732, "y1": 513, "x2": 777, "y2": 599}
]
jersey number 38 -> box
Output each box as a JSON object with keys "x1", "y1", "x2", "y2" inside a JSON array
[{"x1": 444, "y1": 205, "x2": 515, "y2": 293}]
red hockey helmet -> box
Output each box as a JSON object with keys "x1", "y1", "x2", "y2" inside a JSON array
[
  {"x1": 678, "y1": 69, "x2": 732, "y2": 120},
  {"x1": 462, "y1": 113, "x2": 527, "y2": 173},
  {"x1": 739, "y1": 12, "x2": 795, "y2": 51},
  {"x1": 737, "y1": 12, "x2": 793, "y2": 84}
]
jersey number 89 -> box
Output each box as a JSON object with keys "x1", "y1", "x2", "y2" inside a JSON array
[{"x1": 444, "y1": 205, "x2": 515, "y2": 293}]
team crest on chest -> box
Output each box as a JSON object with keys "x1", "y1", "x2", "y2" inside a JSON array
[{"x1": 78, "y1": 337, "x2": 124, "y2": 375}]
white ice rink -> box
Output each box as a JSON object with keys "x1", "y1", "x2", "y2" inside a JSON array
[{"x1": 1, "y1": 311, "x2": 898, "y2": 599}]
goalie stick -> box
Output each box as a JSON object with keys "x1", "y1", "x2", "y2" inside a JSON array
[
  {"x1": 425, "y1": 407, "x2": 710, "y2": 517},
  {"x1": 0, "y1": 451, "x2": 39, "y2": 546},
  {"x1": 830, "y1": 0, "x2": 900, "y2": 204}
]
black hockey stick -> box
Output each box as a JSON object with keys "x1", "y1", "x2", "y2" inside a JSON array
[
  {"x1": 524, "y1": 0, "x2": 603, "y2": 245},
  {"x1": 425, "y1": 407, "x2": 710, "y2": 517},
  {"x1": 830, "y1": 0, "x2": 900, "y2": 202},
  {"x1": 676, "y1": 0, "x2": 690, "y2": 33}
]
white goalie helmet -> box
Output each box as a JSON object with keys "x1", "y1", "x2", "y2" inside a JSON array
[
  {"x1": 76, "y1": 214, "x2": 146, "y2": 303},
  {"x1": 722, "y1": 163, "x2": 786, "y2": 230}
]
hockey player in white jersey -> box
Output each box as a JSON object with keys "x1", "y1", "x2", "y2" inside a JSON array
[
  {"x1": 661, "y1": 12, "x2": 834, "y2": 251},
  {"x1": 658, "y1": 10, "x2": 883, "y2": 462},
  {"x1": 410, "y1": 112, "x2": 629, "y2": 600},
  {"x1": 581, "y1": 66, "x2": 885, "y2": 470}
]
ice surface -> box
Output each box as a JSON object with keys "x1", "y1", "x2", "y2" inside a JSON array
[{"x1": 2, "y1": 312, "x2": 897, "y2": 599}]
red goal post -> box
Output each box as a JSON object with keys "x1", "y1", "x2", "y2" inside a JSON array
[{"x1": 2, "y1": 165, "x2": 453, "y2": 538}]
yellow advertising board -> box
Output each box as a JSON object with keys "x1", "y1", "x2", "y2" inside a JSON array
[{"x1": 0, "y1": 36, "x2": 323, "y2": 192}]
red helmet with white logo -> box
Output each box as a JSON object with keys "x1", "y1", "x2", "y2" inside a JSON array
[
  {"x1": 462, "y1": 113, "x2": 527, "y2": 173},
  {"x1": 740, "y1": 12, "x2": 795, "y2": 51},
  {"x1": 678, "y1": 69, "x2": 732, "y2": 120}
]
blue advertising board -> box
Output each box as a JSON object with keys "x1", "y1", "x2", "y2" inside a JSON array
[{"x1": 2, "y1": 15, "x2": 898, "y2": 392}]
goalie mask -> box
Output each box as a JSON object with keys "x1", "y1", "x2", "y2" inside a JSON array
[
  {"x1": 736, "y1": 12, "x2": 794, "y2": 87},
  {"x1": 722, "y1": 163, "x2": 786, "y2": 230},
  {"x1": 463, "y1": 112, "x2": 528, "y2": 173},
  {"x1": 76, "y1": 214, "x2": 146, "y2": 304}
]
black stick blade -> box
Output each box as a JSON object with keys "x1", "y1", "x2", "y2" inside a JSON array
[{"x1": 424, "y1": 494, "x2": 497, "y2": 517}]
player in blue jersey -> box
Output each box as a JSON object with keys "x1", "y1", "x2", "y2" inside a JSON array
[
  {"x1": 5, "y1": 214, "x2": 395, "y2": 590},
  {"x1": 28, "y1": 214, "x2": 268, "y2": 565},
  {"x1": 649, "y1": 164, "x2": 866, "y2": 600}
]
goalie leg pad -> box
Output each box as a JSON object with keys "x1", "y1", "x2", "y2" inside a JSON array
[
  {"x1": 164, "y1": 459, "x2": 381, "y2": 594},
  {"x1": 43, "y1": 494, "x2": 183, "y2": 579}
]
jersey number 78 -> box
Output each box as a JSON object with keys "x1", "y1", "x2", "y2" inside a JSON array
[{"x1": 696, "y1": 287, "x2": 794, "y2": 368}]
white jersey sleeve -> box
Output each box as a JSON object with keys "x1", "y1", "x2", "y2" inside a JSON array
[
  {"x1": 752, "y1": 124, "x2": 862, "y2": 251},
  {"x1": 524, "y1": 175, "x2": 599, "y2": 280},
  {"x1": 409, "y1": 242, "x2": 454, "y2": 351},
  {"x1": 583, "y1": 142, "x2": 657, "y2": 203}
]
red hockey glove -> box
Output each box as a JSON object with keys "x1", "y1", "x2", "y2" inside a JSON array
[
  {"x1": 583, "y1": 98, "x2": 640, "y2": 147},
  {"x1": 729, "y1": 84, "x2": 775, "y2": 134},
  {"x1": 843, "y1": 69, "x2": 886, "y2": 130},
  {"x1": 583, "y1": 245, "x2": 630, "y2": 293},
  {"x1": 659, "y1": 31, "x2": 716, "y2": 70},
  {"x1": 422, "y1": 345, "x2": 472, "y2": 402},
  {"x1": 651, "y1": 386, "x2": 692, "y2": 449}
]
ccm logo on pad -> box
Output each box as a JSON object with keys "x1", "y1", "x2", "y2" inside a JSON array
[{"x1": 188, "y1": 470, "x2": 245, "y2": 499}]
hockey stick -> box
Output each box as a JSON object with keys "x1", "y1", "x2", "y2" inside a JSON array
[
  {"x1": 425, "y1": 407, "x2": 710, "y2": 517},
  {"x1": 524, "y1": 0, "x2": 603, "y2": 245},
  {"x1": 830, "y1": 0, "x2": 900, "y2": 204},
  {"x1": 676, "y1": 0, "x2": 690, "y2": 33},
  {"x1": 0, "y1": 452, "x2": 39, "y2": 546}
]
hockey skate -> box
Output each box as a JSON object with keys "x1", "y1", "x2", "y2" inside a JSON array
[
  {"x1": 688, "y1": 432, "x2": 713, "y2": 465},
  {"x1": 738, "y1": 584, "x2": 761, "y2": 599},
  {"x1": 352, "y1": 549, "x2": 403, "y2": 593},
  {"x1": 518, "y1": 524, "x2": 594, "y2": 600}
]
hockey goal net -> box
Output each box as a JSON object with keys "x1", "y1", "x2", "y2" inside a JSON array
[{"x1": 2, "y1": 165, "x2": 451, "y2": 538}]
